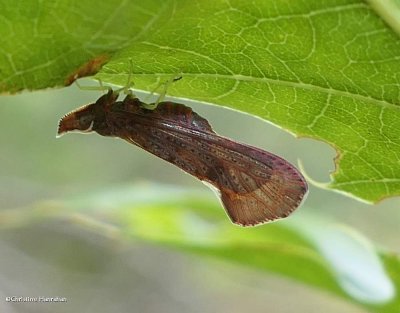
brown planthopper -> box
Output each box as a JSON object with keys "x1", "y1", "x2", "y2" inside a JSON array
[{"x1": 57, "y1": 88, "x2": 308, "y2": 226}]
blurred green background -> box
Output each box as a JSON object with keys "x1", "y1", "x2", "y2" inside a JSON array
[{"x1": 0, "y1": 84, "x2": 399, "y2": 313}]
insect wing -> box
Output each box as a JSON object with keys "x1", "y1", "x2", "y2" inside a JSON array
[{"x1": 109, "y1": 102, "x2": 308, "y2": 226}]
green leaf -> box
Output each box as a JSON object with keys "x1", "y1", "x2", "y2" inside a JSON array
[
  {"x1": 1, "y1": 184, "x2": 399, "y2": 313},
  {"x1": 112, "y1": 186, "x2": 400, "y2": 313},
  {"x1": 0, "y1": 0, "x2": 164, "y2": 90},
  {"x1": 1, "y1": 0, "x2": 400, "y2": 202},
  {"x1": 368, "y1": 0, "x2": 400, "y2": 35}
]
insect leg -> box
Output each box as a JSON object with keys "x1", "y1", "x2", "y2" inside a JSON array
[
  {"x1": 155, "y1": 75, "x2": 182, "y2": 104},
  {"x1": 144, "y1": 74, "x2": 182, "y2": 107},
  {"x1": 74, "y1": 78, "x2": 112, "y2": 93}
]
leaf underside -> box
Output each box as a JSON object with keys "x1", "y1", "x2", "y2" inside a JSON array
[{"x1": 0, "y1": 0, "x2": 399, "y2": 202}]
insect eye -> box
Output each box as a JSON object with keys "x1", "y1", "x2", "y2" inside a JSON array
[{"x1": 78, "y1": 114, "x2": 95, "y2": 131}]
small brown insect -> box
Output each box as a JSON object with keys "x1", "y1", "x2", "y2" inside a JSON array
[{"x1": 58, "y1": 89, "x2": 308, "y2": 226}]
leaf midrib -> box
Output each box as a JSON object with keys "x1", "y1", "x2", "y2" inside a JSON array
[{"x1": 114, "y1": 70, "x2": 398, "y2": 110}]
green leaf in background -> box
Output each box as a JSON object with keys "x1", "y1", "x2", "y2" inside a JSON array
[
  {"x1": 1, "y1": 184, "x2": 399, "y2": 313},
  {"x1": 1, "y1": 1, "x2": 400, "y2": 205},
  {"x1": 114, "y1": 186, "x2": 400, "y2": 313}
]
